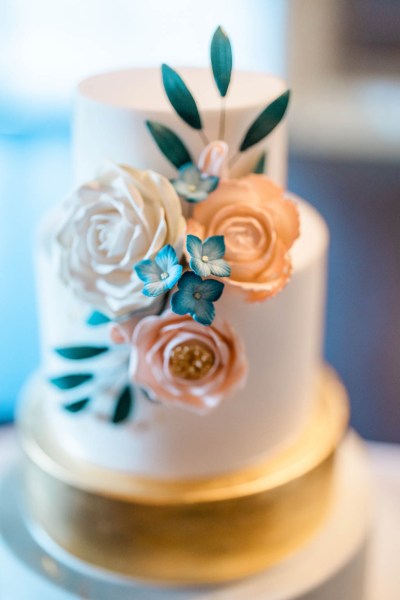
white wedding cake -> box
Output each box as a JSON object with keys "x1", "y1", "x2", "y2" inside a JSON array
[
  {"x1": 36, "y1": 67, "x2": 327, "y2": 479},
  {"x1": 3, "y1": 26, "x2": 370, "y2": 600}
]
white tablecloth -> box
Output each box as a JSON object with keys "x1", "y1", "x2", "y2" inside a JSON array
[{"x1": 1, "y1": 426, "x2": 399, "y2": 599}]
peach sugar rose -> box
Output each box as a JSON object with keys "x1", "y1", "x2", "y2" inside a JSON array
[
  {"x1": 127, "y1": 310, "x2": 248, "y2": 412},
  {"x1": 188, "y1": 174, "x2": 300, "y2": 301}
]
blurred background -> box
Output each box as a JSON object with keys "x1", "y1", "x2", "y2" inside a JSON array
[{"x1": 0, "y1": 0, "x2": 399, "y2": 441}]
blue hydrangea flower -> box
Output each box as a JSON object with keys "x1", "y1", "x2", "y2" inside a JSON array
[
  {"x1": 171, "y1": 163, "x2": 219, "y2": 203},
  {"x1": 170, "y1": 271, "x2": 224, "y2": 326},
  {"x1": 134, "y1": 245, "x2": 182, "y2": 297},
  {"x1": 187, "y1": 234, "x2": 231, "y2": 278}
]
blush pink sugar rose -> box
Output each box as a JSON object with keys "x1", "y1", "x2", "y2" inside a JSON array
[{"x1": 128, "y1": 310, "x2": 248, "y2": 412}]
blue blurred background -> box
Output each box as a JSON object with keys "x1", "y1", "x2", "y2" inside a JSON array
[{"x1": 1, "y1": 0, "x2": 399, "y2": 441}]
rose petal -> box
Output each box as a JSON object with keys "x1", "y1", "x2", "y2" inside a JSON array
[{"x1": 244, "y1": 174, "x2": 300, "y2": 247}]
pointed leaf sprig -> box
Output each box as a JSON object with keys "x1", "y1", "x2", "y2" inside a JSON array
[
  {"x1": 162, "y1": 64, "x2": 202, "y2": 130},
  {"x1": 64, "y1": 398, "x2": 90, "y2": 413},
  {"x1": 55, "y1": 346, "x2": 109, "y2": 360},
  {"x1": 145, "y1": 121, "x2": 193, "y2": 168},
  {"x1": 112, "y1": 385, "x2": 134, "y2": 424},
  {"x1": 86, "y1": 311, "x2": 110, "y2": 326},
  {"x1": 211, "y1": 26, "x2": 232, "y2": 98},
  {"x1": 49, "y1": 373, "x2": 93, "y2": 390},
  {"x1": 253, "y1": 151, "x2": 267, "y2": 174},
  {"x1": 239, "y1": 90, "x2": 290, "y2": 152}
]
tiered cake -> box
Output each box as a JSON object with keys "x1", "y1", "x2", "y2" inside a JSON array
[{"x1": 8, "y1": 27, "x2": 370, "y2": 599}]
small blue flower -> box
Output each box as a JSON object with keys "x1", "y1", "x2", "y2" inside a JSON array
[
  {"x1": 170, "y1": 271, "x2": 224, "y2": 326},
  {"x1": 187, "y1": 234, "x2": 231, "y2": 278},
  {"x1": 134, "y1": 245, "x2": 182, "y2": 297},
  {"x1": 171, "y1": 163, "x2": 219, "y2": 203}
]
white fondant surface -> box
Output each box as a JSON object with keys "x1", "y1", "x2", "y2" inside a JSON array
[
  {"x1": 73, "y1": 69, "x2": 288, "y2": 185},
  {"x1": 0, "y1": 433, "x2": 370, "y2": 599},
  {"x1": 35, "y1": 198, "x2": 328, "y2": 478}
]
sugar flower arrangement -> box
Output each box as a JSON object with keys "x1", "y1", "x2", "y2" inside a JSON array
[{"x1": 50, "y1": 27, "x2": 299, "y2": 420}]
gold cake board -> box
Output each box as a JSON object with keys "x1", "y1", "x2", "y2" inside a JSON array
[{"x1": 19, "y1": 367, "x2": 349, "y2": 585}]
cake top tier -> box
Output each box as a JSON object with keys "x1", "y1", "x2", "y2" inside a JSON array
[
  {"x1": 74, "y1": 28, "x2": 289, "y2": 184},
  {"x1": 78, "y1": 68, "x2": 286, "y2": 113}
]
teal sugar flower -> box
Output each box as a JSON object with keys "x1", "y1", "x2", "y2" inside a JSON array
[
  {"x1": 187, "y1": 234, "x2": 231, "y2": 278},
  {"x1": 171, "y1": 163, "x2": 219, "y2": 203},
  {"x1": 170, "y1": 271, "x2": 224, "y2": 326},
  {"x1": 134, "y1": 245, "x2": 182, "y2": 297}
]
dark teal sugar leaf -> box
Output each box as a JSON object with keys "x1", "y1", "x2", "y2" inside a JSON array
[
  {"x1": 55, "y1": 346, "x2": 109, "y2": 360},
  {"x1": 161, "y1": 64, "x2": 202, "y2": 130},
  {"x1": 49, "y1": 373, "x2": 93, "y2": 390},
  {"x1": 240, "y1": 90, "x2": 290, "y2": 152},
  {"x1": 253, "y1": 152, "x2": 266, "y2": 174},
  {"x1": 211, "y1": 26, "x2": 232, "y2": 97},
  {"x1": 86, "y1": 311, "x2": 111, "y2": 326},
  {"x1": 112, "y1": 385, "x2": 134, "y2": 424},
  {"x1": 146, "y1": 121, "x2": 193, "y2": 168},
  {"x1": 64, "y1": 398, "x2": 90, "y2": 413}
]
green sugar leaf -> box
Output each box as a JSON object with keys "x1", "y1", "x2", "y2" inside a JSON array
[
  {"x1": 146, "y1": 121, "x2": 193, "y2": 168},
  {"x1": 49, "y1": 374, "x2": 93, "y2": 390},
  {"x1": 86, "y1": 311, "x2": 111, "y2": 326},
  {"x1": 240, "y1": 90, "x2": 290, "y2": 152},
  {"x1": 161, "y1": 64, "x2": 202, "y2": 130},
  {"x1": 211, "y1": 26, "x2": 232, "y2": 97},
  {"x1": 64, "y1": 398, "x2": 90, "y2": 413},
  {"x1": 55, "y1": 346, "x2": 109, "y2": 360},
  {"x1": 112, "y1": 385, "x2": 134, "y2": 424},
  {"x1": 253, "y1": 152, "x2": 267, "y2": 174}
]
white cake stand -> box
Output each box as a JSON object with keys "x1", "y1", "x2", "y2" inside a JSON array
[{"x1": 0, "y1": 432, "x2": 370, "y2": 600}]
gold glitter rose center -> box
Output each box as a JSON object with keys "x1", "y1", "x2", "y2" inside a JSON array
[{"x1": 169, "y1": 340, "x2": 215, "y2": 381}]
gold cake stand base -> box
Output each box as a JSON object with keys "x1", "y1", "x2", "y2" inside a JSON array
[{"x1": 19, "y1": 367, "x2": 349, "y2": 585}]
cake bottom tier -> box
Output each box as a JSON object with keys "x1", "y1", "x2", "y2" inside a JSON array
[
  {"x1": 18, "y1": 367, "x2": 349, "y2": 584},
  {"x1": 0, "y1": 432, "x2": 370, "y2": 600}
]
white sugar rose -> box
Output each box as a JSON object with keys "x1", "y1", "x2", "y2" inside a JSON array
[{"x1": 55, "y1": 164, "x2": 186, "y2": 318}]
